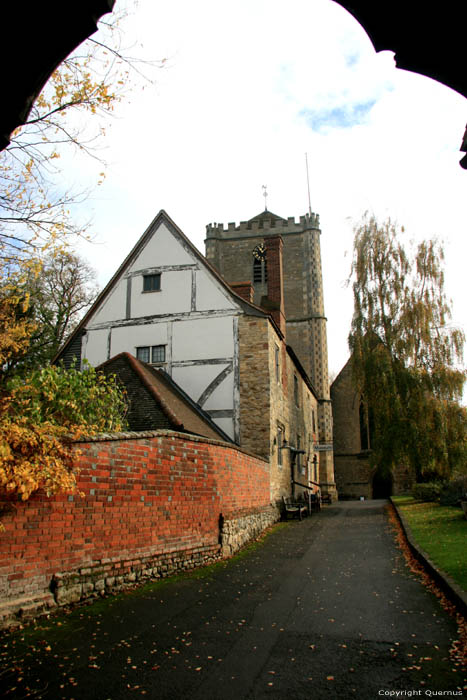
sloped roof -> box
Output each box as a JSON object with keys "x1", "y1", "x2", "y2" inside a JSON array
[
  {"x1": 98, "y1": 352, "x2": 232, "y2": 442},
  {"x1": 247, "y1": 209, "x2": 287, "y2": 224}
]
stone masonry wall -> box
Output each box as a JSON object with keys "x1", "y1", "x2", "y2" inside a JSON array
[
  {"x1": 333, "y1": 455, "x2": 373, "y2": 500},
  {"x1": 330, "y1": 358, "x2": 361, "y2": 455},
  {"x1": 238, "y1": 315, "x2": 320, "y2": 504},
  {"x1": 0, "y1": 430, "x2": 276, "y2": 627},
  {"x1": 237, "y1": 316, "x2": 271, "y2": 460}
]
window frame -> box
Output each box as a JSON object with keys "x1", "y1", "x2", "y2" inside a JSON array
[
  {"x1": 136, "y1": 344, "x2": 166, "y2": 365},
  {"x1": 142, "y1": 273, "x2": 161, "y2": 293}
]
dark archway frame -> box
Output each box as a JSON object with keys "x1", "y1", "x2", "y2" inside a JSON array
[{"x1": 0, "y1": 1, "x2": 115, "y2": 151}]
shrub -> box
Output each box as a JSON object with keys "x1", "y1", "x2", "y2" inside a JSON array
[
  {"x1": 0, "y1": 362, "x2": 127, "y2": 501},
  {"x1": 439, "y1": 474, "x2": 467, "y2": 507},
  {"x1": 411, "y1": 481, "x2": 443, "y2": 502}
]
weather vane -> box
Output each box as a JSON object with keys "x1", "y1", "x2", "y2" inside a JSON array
[{"x1": 262, "y1": 185, "x2": 268, "y2": 211}]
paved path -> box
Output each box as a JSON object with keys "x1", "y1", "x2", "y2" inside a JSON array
[{"x1": 1, "y1": 500, "x2": 465, "y2": 699}]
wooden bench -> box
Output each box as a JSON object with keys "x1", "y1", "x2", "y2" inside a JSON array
[
  {"x1": 321, "y1": 493, "x2": 332, "y2": 505},
  {"x1": 282, "y1": 496, "x2": 308, "y2": 521},
  {"x1": 308, "y1": 492, "x2": 321, "y2": 512}
]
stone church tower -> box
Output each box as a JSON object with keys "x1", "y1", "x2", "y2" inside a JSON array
[{"x1": 205, "y1": 209, "x2": 336, "y2": 497}]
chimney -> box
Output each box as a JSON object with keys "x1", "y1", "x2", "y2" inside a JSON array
[
  {"x1": 263, "y1": 235, "x2": 286, "y2": 337},
  {"x1": 229, "y1": 281, "x2": 254, "y2": 303}
]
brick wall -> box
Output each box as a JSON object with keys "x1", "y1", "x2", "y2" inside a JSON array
[{"x1": 0, "y1": 430, "x2": 276, "y2": 626}]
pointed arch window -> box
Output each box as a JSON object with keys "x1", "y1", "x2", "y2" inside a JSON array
[{"x1": 359, "y1": 399, "x2": 373, "y2": 451}]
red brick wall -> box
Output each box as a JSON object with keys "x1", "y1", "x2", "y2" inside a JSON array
[{"x1": 0, "y1": 431, "x2": 271, "y2": 618}]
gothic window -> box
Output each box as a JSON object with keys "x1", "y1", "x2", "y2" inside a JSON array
[{"x1": 359, "y1": 399, "x2": 369, "y2": 450}]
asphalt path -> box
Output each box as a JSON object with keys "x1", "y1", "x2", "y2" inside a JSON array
[{"x1": 1, "y1": 499, "x2": 465, "y2": 699}]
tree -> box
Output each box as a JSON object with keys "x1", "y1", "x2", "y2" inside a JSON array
[
  {"x1": 0, "y1": 271, "x2": 127, "y2": 503},
  {"x1": 0, "y1": 362, "x2": 127, "y2": 501},
  {"x1": 0, "y1": 285, "x2": 127, "y2": 501},
  {"x1": 348, "y1": 214, "x2": 466, "y2": 482},
  {"x1": 23, "y1": 249, "x2": 98, "y2": 368},
  {"x1": 0, "y1": 3, "x2": 163, "y2": 267}
]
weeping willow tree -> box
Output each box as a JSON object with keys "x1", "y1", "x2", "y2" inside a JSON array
[{"x1": 348, "y1": 214, "x2": 466, "y2": 482}]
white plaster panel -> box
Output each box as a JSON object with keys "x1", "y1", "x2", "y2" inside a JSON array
[
  {"x1": 110, "y1": 323, "x2": 168, "y2": 357},
  {"x1": 212, "y1": 417, "x2": 234, "y2": 440},
  {"x1": 128, "y1": 221, "x2": 194, "y2": 271},
  {"x1": 172, "y1": 316, "x2": 234, "y2": 361},
  {"x1": 90, "y1": 280, "x2": 127, "y2": 326},
  {"x1": 131, "y1": 270, "x2": 191, "y2": 317},
  {"x1": 82, "y1": 329, "x2": 110, "y2": 367},
  {"x1": 202, "y1": 371, "x2": 234, "y2": 410},
  {"x1": 172, "y1": 364, "x2": 232, "y2": 406},
  {"x1": 195, "y1": 269, "x2": 237, "y2": 311}
]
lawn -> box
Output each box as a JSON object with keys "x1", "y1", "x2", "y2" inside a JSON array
[{"x1": 392, "y1": 496, "x2": 467, "y2": 591}]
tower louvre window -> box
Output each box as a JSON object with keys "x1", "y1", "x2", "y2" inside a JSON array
[{"x1": 253, "y1": 257, "x2": 267, "y2": 283}]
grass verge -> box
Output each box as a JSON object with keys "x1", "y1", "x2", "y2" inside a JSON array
[{"x1": 392, "y1": 496, "x2": 467, "y2": 591}]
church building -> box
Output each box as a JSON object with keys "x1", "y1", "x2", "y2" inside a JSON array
[
  {"x1": 57, "y1": 207, "x2": 337, "y2": 503},
  {"x1": 205, "y1": 208, "x2": 335, "y2": 498}
]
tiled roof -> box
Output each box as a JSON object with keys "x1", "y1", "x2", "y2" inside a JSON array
[{"x1": 97, "y1": 352, "x2": 232, "y2": 443}]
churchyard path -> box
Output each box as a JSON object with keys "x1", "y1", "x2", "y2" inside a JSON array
[{"x1": 1, "y1": 499, "x2": 465, "y2": 699}]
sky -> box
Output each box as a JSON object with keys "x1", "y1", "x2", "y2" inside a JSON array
[{"x1": 69, "y1": 0, "x2": 467, "y2": 383}]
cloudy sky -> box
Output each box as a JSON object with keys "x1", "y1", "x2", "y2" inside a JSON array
[{"x1": 70, "y1": 0, "x2": 467, "y2": 382}]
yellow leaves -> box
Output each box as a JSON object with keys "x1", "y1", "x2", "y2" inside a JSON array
[
  {"x1": 0, "y1": 419, "x2": 77, "y2": 501},
  {"x1": 0, "y1": 442, "x2": 12, "y2": 460}
]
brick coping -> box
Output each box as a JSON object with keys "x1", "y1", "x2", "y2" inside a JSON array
[{"x1": 72, "y1": 428, "x2": 269, "y2": 465}]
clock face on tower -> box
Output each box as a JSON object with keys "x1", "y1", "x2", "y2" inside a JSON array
[{"x1": 252, "y1": 243, "x2": 266, "y2": 261}]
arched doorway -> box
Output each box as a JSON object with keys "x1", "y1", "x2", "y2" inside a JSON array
[{"x1": 372, "y1": 468, "x2": 393, "y2": 498}]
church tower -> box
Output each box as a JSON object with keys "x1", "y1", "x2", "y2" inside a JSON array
[{"x1": 205, "y1": 209, "x2": 336, "y2": 498}]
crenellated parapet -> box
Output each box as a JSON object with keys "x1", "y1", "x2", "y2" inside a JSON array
[{"x1": 206, "y1": 211, "x2": 320, "y2": 238}]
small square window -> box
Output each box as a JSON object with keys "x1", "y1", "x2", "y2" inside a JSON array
[{"x1": 143, "y1": 273, "x2": 161, "y2": 292}]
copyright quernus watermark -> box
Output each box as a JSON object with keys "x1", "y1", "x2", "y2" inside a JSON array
[{"x1": 378, "y1": 692, "x2": 463, "y2": 697}]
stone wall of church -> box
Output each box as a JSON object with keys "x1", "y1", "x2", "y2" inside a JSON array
[
  {"x1": 206, "y1": 212, "x2": 336, "y2": 500},
  {"x1": 331, "y1": 358, "x2": 416, "y2": 498},
  {"x1": 237, "y1": 316, "x2": 272, "y2": 461},
  {"x1": 333, "y1": 455, "x2": 373, "y2": 500},
  {"x1": 237, "y1": 315, "x2": 319, "y2": 504},
  {"x1": 331, "y1": 358, "x2": 361, "y2": 454}
]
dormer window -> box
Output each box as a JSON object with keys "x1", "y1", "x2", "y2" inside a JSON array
[{"x1": 143, "y1": 273, "x2": 161, "y2": 292}]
